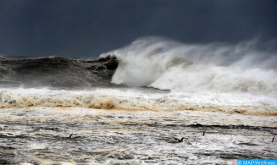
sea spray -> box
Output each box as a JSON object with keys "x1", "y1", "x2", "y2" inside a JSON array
[{"x1": 101, "y1": 37, "x2": 277, "y2": 94}]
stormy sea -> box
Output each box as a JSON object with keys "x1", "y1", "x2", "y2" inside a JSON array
[{"x1": 0, "y1": 37, "x2": 277, "y2": 165}]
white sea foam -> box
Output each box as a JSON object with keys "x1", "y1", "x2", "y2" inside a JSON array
[
  {"x1": 21, "y1": 163, "x2": 34, "y2": 165},
  {"x1": 100, "y1": 37, "x2": 277, "y2": 94},
  {"x1": 0, "y1": 88, "x2": 276, "y2": 116},
  {"x1": 26, "y1": 143, "x2": 48, "y2": 150}
]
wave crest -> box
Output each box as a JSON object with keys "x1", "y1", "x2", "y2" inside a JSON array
[{"x1": 101, "y1": 37, "x2": 277, "y2": 93}]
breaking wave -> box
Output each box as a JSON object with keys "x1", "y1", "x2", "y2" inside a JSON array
[{"x1": 101, "y1": 37, "x2": 277, "y2": 94}]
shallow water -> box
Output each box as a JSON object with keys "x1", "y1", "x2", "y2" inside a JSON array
[
  {"x1": 1, "y1": 88, "x2": 277, "y2": 164},
  {"x1": 0, "y1": 100, "x2": 277, "y2": 164}
]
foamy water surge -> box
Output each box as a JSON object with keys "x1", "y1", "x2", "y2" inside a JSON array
[
  {"x1": 101, "y1": 37, "x2": 277, "y2": 94},
  {"x1": 1, "y1": 88, "x2": 277, "y2": 116},
  {"x1": 0, "y1": 88, "x2": 276, "y2": 164}
]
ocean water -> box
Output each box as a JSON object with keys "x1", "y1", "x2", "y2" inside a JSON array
[{"x1": 0, "y1": 37, "x2": 277, "y2": 164}]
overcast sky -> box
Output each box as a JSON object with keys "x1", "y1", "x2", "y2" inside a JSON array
[{"x1": 0, "y1": 0, "x2": 277, "y2": 58}]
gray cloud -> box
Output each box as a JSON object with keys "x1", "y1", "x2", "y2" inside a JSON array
[{"x1": 0, "y1": 0, "x2": 276, "y2": 58}]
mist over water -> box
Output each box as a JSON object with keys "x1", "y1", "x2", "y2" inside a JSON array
[{"x1": 101, "y1": 37, "x2": 277, "y2": 94}]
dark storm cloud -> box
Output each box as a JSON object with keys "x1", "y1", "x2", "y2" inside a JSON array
[{"x1": 0, "y1": 0, "x2": 277, "y2": 58}]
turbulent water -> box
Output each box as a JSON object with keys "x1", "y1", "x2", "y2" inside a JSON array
[
  {"x1": 0, "y1": 37, "x2": 277, "y2": 164},
  {"x1": 101, "y1": 37, "x2": 277, "y2": 93},
  {"x1": 0, "y1": 55, "x2": 118, "y2": 88}
]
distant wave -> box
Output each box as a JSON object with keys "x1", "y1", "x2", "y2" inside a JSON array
[
  {"x1": 0, "y1": 56, "x2": 118, "y2": 88},
  {"x1": 101, "y1": 37, "x2": 277, "y2": 94}
]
